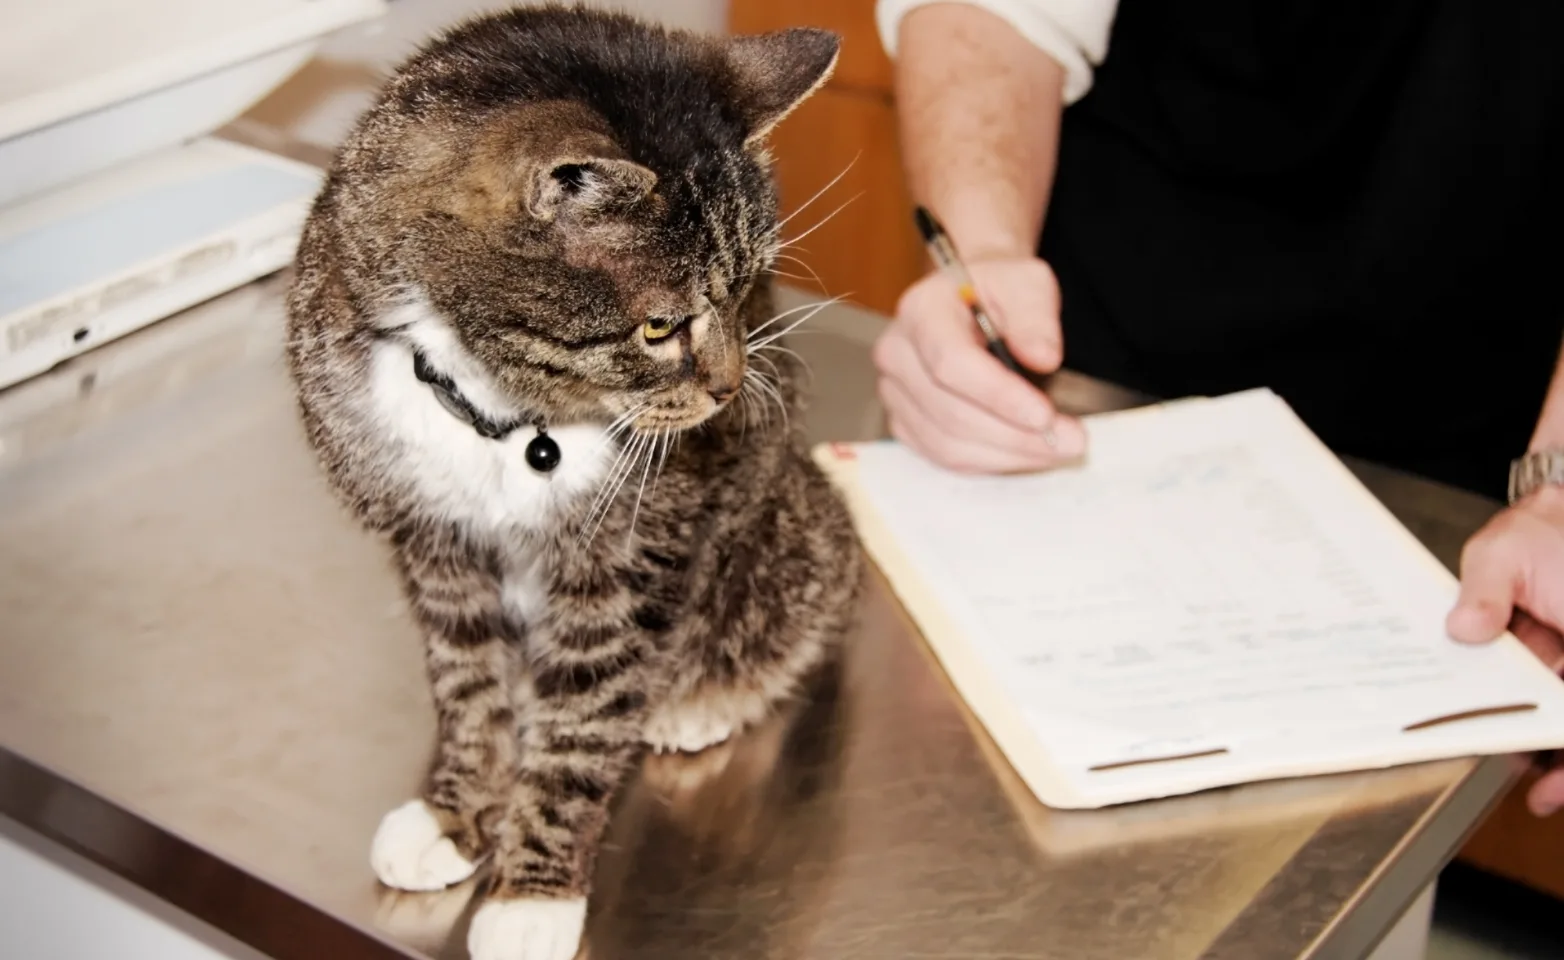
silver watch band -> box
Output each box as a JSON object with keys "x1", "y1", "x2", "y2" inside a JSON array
[{"x1": 1508, "y1": 449, "x2": 1564, "y2": 505}]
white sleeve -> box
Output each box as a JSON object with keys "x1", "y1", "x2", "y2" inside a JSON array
[{"x1": 875, "y1": 0, "x2": 1121, "y2": 104}]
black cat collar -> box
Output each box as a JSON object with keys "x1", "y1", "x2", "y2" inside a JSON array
[{"x1": 411, "y1": 349, "x2": 561, "y2": 473}]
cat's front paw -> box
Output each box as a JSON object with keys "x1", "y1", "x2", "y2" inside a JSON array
[
  {"x1": 371, "y1": 799, "x2": 480, "y2": 891},
  {"x1": 642, "y1": 700, "x2": 740, "y2": 755},
  {"x1": 468, "y1": 896, "x2": 587, "y2": 960}
]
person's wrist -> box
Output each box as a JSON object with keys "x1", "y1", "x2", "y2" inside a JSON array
[
  {"x1": 947, "y1": 220, "x2": 1035, "y2": 262},
  {"x1": 1508, "y1": 448, "x2": 1564, "y2": 505},
  {"x1": 919, "y1": 201, "x2": 1039, "y2": 264},
  {"x1": 1529, "y1": 431, "x2": 1564, "y2": 454}
]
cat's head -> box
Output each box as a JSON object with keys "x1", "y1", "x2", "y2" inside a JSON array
[{"x1": 333, "y1": 6, "x2": 839, "y2": 430}]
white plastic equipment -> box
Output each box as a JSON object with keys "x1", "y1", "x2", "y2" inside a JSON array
[{"x1": 0, "y1": 0, "x2": 386, "y2": 390}]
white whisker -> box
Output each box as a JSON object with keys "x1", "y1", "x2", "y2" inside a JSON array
[
  {"x1": 748, "y1": 297, "x2": 845, "y2": 350},
  {"x1": 770, "y1": 252, "x2": 827, "y2": 291},
  {"x1": 767, "y1": 268, "x2": 816, "y2": 285},
  {"x1": 747, "y1": 295, "x2": 845, "y2": 343},
  {"x1": 753, "y1": 343, "x2": 808, "y2": 366},
  {"x1": 749, "y1": 352, "x2": 781, "y2": 378},
  {"x1": 776, "y1": 192, "x2": 863, "y2": 252},
  {"x1": 748, "y1": 384, "x2": 766, "y2": 430},
  {"x1": 737, "y1": 384, "x2": 756, "y2": 437},
  {"x1": 579, "y1": 430, "x2": 646, "y2": 545},
  {"x1": 584, "y1": 401, "x2": 650, "y2": 461},
  {"x1": 754, "y1": 345, "x2": 814, "y2": 385},
  {"x1": 652, "y1": 431, "x2": 673, "y2": 493},
  {"x1": 745, "y1": 369, "x2": 788, "y2": 430},
  {"x1": 624, "y1": 430, "x2": 659, "y2": 549},
  {"x1": 774, "y1": 152, "x2": 860, "y2": 233},
  {"x1": 606, "y1": 404, "x2": 648, "y2": 435},
  {"x1": 588, "y1": 430, "x2": 648, "y2": 543}
]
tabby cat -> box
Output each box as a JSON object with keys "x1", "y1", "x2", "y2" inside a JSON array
[{"x1": 283, "y1": 5, "x2": 860, "y2": 959}]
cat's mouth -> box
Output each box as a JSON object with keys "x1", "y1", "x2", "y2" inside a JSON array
[{"x1": 633, "y1": 398, "x2": 723, "y2": 432}]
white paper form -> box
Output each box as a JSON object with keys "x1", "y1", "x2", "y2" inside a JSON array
[{"x1": 852, "y1": 390, "x2": 1564, "y2": 794}]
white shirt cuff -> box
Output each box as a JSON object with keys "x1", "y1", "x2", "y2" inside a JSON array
[{"x1": 875, "y1": 0, "x2": 1120, "y2": 104}]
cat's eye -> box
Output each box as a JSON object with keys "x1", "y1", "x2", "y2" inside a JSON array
[{"x1": 643, "y1": 317, "x2": 678, "y2": 341}]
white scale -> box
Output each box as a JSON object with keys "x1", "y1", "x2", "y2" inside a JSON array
[{"x1": 0, "y1": 0, "x2": 387, "y2": 392}]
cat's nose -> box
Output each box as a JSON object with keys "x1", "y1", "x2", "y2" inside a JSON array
[{"x1": 709, "y1": 384, "x2": 739, "y2": 404}]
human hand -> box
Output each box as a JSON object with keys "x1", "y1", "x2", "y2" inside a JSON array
[
  {"x1": 1447, "y1": 486, "x2": 1564, "y2": 817},
  {"x1": 872, "y1": 257, "x2": 1086, "y2": 474}
]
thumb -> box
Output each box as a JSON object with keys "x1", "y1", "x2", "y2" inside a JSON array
[
  {"x1": 1529, "y1": 765, "x2": 1564, "y2": 818},
  {"x1": 1447, "y1": 533, "x2": 1521, "y2": 644},
  {"x1": 980, "y1": 262, "x2": 1063, "y2": 372}
]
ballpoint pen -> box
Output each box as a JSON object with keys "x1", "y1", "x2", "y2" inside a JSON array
[
  {"x1": 913, "y1": 205, "x2": 1058, "y2": 446},
  {"x1": 912, "y1": 205, "x2": 1032, "y2": 378}
]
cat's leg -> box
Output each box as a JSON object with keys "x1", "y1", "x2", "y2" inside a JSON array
[
  {"x1": 372, "y1": 536, "x2": 516, "y2": 893},
  {"x1": 467, "y1": 560, "x2": 667, "y2": 960},
  {"x1": 641, "y1": 683, "x2": 772, "y2": 754},
  {"x1": 643, "y1": 484, "x2": 858, "y2": 756}
]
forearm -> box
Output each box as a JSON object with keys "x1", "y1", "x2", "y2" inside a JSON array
[
  {"x1": 892, "y1": 4, "x2": 1066, "y2": 261},
  {"x1": 1528, "y1": 341, "x2": 1564, "y2": 450}
]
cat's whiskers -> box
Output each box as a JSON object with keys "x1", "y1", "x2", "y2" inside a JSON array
[
  {"x1": 773, "y1": 152, "x2": 859, "y2": 234},
  {"x1": 748, "y1": 351, "x2": 782, "y2": 380},
  {"x1": 624, "y1": 428, "x2": 666, "y2": 548},
  {"x1": 742, "y1": 367, "x2": 788, "y2": 430},
  {"x1": 734, "y1": 384, "x2": 757, "y2": 437},
  {"x1": 606, "y1": 402, "x2": 649, "y2": 434},
  {"x1": 651, "y1": 430, "x2": 676, "y2": 494},
  {"x1": 578, "y1": 429, "x2": 650, "y2": 546},
  {"x1": 771, "y1": 192, "x2": 862, "y2": 258},
  {"x1": 752, "y1": 342, "x2": 810, "y2": 376},
  {"x1": 768, "y1": 252, "x2": 827, "y2": 291},
  {"x1": 767, "y1": 268, "x2": 815, "y2": 285},
  {"x1": 578, "y1": 444, "x2": 634, "y2": 541},
  {"x1": 747, "y1": 295, "x2": 845, "y2": 342},
  {"x1": 747, "y1": 297, "x2": 845, "y2": 351},
  {"x1": 581, "y1": 401, "x2": 652, "y2": 462},
  {"x1": 582, "y1": 433, "x2": 647, "y2": 545}
]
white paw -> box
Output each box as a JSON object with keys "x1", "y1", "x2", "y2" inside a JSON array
[
  {"x1": 370, "y1": 799, "x2": 479, "y2": 891},
  {"x1": 642, "y1": 703, "x2": 739, "y2": 755},
  {"x1": 469, "y1": 897, "x2": 587, "y2": 960}
]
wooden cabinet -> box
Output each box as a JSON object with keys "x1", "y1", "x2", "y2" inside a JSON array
[
  {"x1": 1460, "y1": 769, "x2": 1564, "y2": 900},
  {"x1": 730, "y1": 0, "x2": 924, "y2": 316}
]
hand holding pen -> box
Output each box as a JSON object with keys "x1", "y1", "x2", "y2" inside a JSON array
[
  {"x1": 870, "y1": 206, "x2": 1086, "y2": 473},
  {"x1": 913, "y1": 207, "x2": 1036, "y2": 383}
]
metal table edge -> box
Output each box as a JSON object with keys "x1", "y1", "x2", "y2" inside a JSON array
[
  {"x1": 0, "y1": 743, "x2": 419, "y2": 960},
  {"x1": 1298, "y1": 753, "x2": 1527, "y2": 960}
]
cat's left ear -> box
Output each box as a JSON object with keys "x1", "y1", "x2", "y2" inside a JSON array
[
  {"x1": 532, "y1": 156, "x2": 657, "y2": 219},
  {"x1": 725, "y1": 27, "x2": 841, "y2": 145}
]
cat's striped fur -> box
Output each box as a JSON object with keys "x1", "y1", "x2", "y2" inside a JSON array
[{"x1": 283, "y1": 6, "x2": 858, "y2": 960}]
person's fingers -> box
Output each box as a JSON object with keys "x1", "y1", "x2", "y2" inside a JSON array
[
  {"x1": 880, "y1": 377, "x2": 1055, "y2": 474},
  {"x1": 879, "y1": 258, "x2": 1089, "y2": 475},
  {"x1": 976, "y1": 260, "x2": 1064, "y2": 372},
  {"x1": 1527, "y1": 760, "x2": 1564, "y2": 818},
  {"x1": 891, "y1": 264, "x2": 1072, "y2": 438},
  {"x1": 877, "y1": 335, "x2": 1074, "y2": 468},
  {"x1": 1508, "y1": 610, "x2": 1564, "y2": 672},
  {"x1": 1448, "y1": 517, "x2": 1525, "y2": 644},
  {"x1": 886, "y1": 407, "x2": 1052, "y2": 475},
  {"x1": 1450, "y1": 497, "x2": 1564, "y2": 644},
  {"x1": 902, "y1": 307, "x2": 1079, "y2": 447}
]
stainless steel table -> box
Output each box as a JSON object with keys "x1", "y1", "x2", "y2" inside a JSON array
[{"x1": 0, "y1": 267, "x2": 1525, "y2": 960}]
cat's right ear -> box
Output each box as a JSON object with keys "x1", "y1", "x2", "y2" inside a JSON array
[
  {"x1": 725, "y1": 27, "x2": 841, "y2": 146},
  {"x1": 529, "y1": 154, "x2": 657, "y2": 221}
]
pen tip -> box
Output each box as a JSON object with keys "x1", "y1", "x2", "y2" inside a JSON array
[{"x1": 913, "y1": 206, "x2": 940, "y2": 243}]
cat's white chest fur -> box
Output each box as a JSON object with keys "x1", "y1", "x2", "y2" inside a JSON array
[{"x1": 365, "y1": 303, "x2": 618, "y2": 535}]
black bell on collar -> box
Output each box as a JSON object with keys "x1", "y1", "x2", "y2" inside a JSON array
[
  {"x1": 411, "y1": 348, "x2": 561, "y2": 474},
  {"x1": 525, "y1": 428, "x2": 561, "y2": 473}
]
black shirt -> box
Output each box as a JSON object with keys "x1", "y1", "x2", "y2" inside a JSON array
[{"x1": 1040, "y1": 0, "x2": 1564, "y2": 501}]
